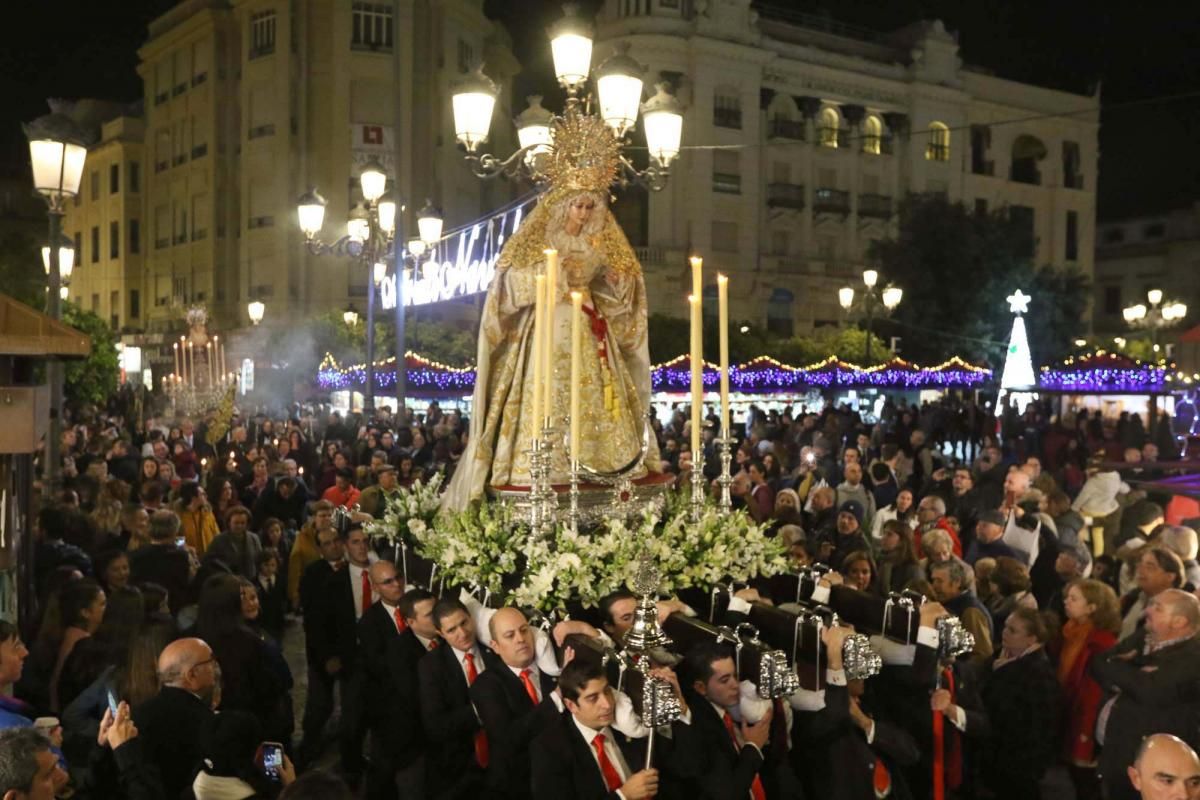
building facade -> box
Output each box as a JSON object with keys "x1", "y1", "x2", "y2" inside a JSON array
[
  {"x1": 1093, "y1": 203, "x2": 1200, "y2": 349},
  {"x1": 596, "y1": 0, "x2": 1099, "y2": 335},
  {"x1": 131, "y1": 0, "x2": 517, "y2": 339}
]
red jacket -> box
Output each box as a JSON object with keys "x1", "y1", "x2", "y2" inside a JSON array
[{"x1": 1051, "y1": 625, "x2": 1117, "y2": 764}]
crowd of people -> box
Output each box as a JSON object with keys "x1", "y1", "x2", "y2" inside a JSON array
[{"x1": 0, "y1": 393, "x2": 1198, "y2": 799}]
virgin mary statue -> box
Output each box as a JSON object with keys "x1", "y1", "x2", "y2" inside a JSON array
[{"x1": 442, "y1": 112, "x2": 661, "y2": 511}]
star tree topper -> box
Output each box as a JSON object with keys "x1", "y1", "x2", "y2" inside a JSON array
[{"x1": 1007, "y1": 289, "x2": 1031, "y2": 315}]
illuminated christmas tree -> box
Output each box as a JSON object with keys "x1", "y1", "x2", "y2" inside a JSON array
[{"x1": 998, "y1": 289, "x2": 1037, "y2": 413}]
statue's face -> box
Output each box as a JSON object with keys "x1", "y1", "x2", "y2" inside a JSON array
[{"x1": 566, "y1": 195, "x2": 598, "y2": 231}]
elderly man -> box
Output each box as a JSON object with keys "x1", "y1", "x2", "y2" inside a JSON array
[
  {"x1": 469, "y1": 608, "x2": 564, "y2": 799},
  {"x1": 836, "y1": 462, "x2": 877, "y2": 533},
  {"x1": 817, "y1": 501, "x2": 872, "y2": 572},
  {"x1": 357, "y1": 464, "x2": 401, "y2": 520},
  {"x1": 928, "y1": 560, "x2": 993, "y2": 662},
  {"x1": 205, "y1": 506, "x2": 262, "y2": 579},
  {"x1": 964, "y1": 510, "x2": 1018, "y2": 566},
  {"x1": 915, "y1": 494, "x2": 963, "y2": 558},
  {"x1": 131, "y1": 638, "x2": 218, "y2": 800},
  {"x1": 1127, "y1": 734, "x2": 1200, "y2": 800},
  {"x1": 1093, "y1": 590, "x2": 1200, "y2": 800}
]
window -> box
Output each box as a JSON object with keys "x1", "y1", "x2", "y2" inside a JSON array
[
  {"x1": 109, "y1": 164, "x2": 120, "y2": 194},
  {"x1": 713, "y1": 91, "x2": 741, "y2": 129},
  {"x1": 250, "y1": 10, "x2": 276, "y2": 58},
  {"x1": 1065, "y1": 211, "x2": 1079, "y2": 261},
  {"x1": 110, "y1": 221, "x2": 119, "y2": 259},
  {"x1": 129, "y1": 289, "x2": 140, "y2": 319},
  {"x1": 456, "y1": 39, "x2": 474, "y2": 73},
  {"x1": 925, "y1": 122, "x2": 950, "y2": 161},
  {"x1": 73, "y1": 232, "x2": 81, "y2": 260},
  {"x1": 91, "y1": 294, "x2": 100, "y2": 313},
  {"x1": 1062, "y1": 141, "x2": 1083, "y2": 189},
  {"x1": 91, "y1": 170, "x2": 100, "y2": 201},
  {"x1": 1011, "y1": 135, "x2": 1046, "y2": 185},
  {"x1": 818, "y1": 108, "x2": 840, "y2": 148},
  {"x1": 176, "y1": 206, "x2": 188, "y2": 245},
  {"x1": 712, "y1": 150, "x2": 741, "y2": 194},
  {"x1": 154, "y1": 205, "x2": 170, "y2": 249},
  {"x1": 862, "y1": 115, "x2": 882, "y2": 155},
  {"x1": 711, "y1": 220, "x2": 738, "y2": 252},
  {"x1": 91, "y1": 227, "x2": 100, "y2": 263},
  {"x1": 128, "y1": 161, "x2": 140, "y2": 192},
  {"x1": 155, "y1": 130, "x2": 169, "y2": 173},
  {"x1": 1104, "y1": 286, "x2": 1121, "y2": 316},
  {"x1": 970, "y1": 125, "x2": 992, "y2": 175},
  {"x1": 767, "y1": 288, "x2": 795, "y2": 337},
  {"x1": 352, "y1": 3, "x2": 393, "y2": 50},
  {"x1": 110, "y1": 292, "x2": 120, "y2": 329},
  {"x1": 129, "y1": 219, "x2": 140, "y2": 254}
]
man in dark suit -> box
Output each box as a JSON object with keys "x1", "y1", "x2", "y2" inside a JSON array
[
  {"x1": 1093, "y1": 589, "x2": 1200, "y2": 800},
  {"x1": 420, "y1": 597, "x2": 495, "y2": 799},
  {"x1": 469, "y1": 607, "x2": 563, "y2": 799},
  {"x1": 131, "y1": 637, "x2": 217, "y2": 800},
  {"x1": 531, "y1": 659, "x2": 659, "y2": 800},
  {"x1": 674, "y1": 639, "x2": 774, "y2": 799},
  {"x1": 128, "y1": 509, "x2": 194, "y2": 614},
  {"x1": 297, "y1": 525, "x2": 351, "y2": 770}
]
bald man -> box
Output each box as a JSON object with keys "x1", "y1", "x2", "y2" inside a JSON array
[
  {"x1": 1128, "y1": 734, "x2": 1200, "y2": 800},
  {"x1": 131, "y1": 638, "x2": 218, "y2": 800},
  {"x1": 1094, "y1": 590, "x2": 1200, "y2": 800},
  {"x1": 469, "y1": 608, "x2": 564, "y2": 799}
]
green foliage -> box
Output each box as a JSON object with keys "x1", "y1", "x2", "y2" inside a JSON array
[
  {"x1": 61, "y1": 303, "x2": 119, "y2": 409},
  {"x1": 0, "y1": 228, "x2": 47, "y2": 310},
  {"x1": 868, "y1": 194, "x2": 1090, "y2": 368}
]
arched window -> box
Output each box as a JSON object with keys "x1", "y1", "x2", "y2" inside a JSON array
[
  {"x1": 767, "y1": 288, "x2": 795, "y2": 336},
  {"x1": 1010, "y1": 134, "x2": 1047, "y2": 185},
  {"x1": 925, "y1": 121, "x2": 950, "y2": 161},
  {"x1": 862, "y1": 115, "x2": 882, "y2": 155},
  {"x1": 819, "y1": 107, "x2": 841, "y2": 148}
]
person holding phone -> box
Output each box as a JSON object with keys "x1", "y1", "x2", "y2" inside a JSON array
[{"x1": 193, "y1": 709, "x2": 295, "y2": 798}]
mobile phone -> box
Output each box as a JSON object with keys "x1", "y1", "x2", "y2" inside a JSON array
[
  {"x1": 106, "y1": 689, "x2": 119, "y2": 717},
  {"x1": 175, "y1": 536, "x2": 186, "y2": 548},
  {"x1": 260, "y1": 742, "x2": 284, "y2": 780}
]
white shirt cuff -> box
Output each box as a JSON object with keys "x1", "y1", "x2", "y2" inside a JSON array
[
  {"x1": 951, "y1": 705, "x2": 967, "y2": 732},
  {"x1": 865, "y1": 720, "x2": 876, "y2": 744},
  {"x1": 550, "y1": 690, "x2": 564, "y2": 712},
  {"x1": 917, "y1": 625, "x2": 940, "y2": 649},
  {"x1": 727, "y1": 596, "x2": 752, "y2": 615},
  {"x1": 825, "y1": 668, "x2": 847, "y2": 687},
  {"x1": 811, "y1": 584, "x2": 831, "y2": 604},
  {"x1": 788, "y1": 688, "x2": 826, "y2": 712},
  {"x1": 613, "y1": 689, "x2": 650, "y2": 739},
  {"x1": 534, "y1": 629, "x2": 561, "y2": 676}
]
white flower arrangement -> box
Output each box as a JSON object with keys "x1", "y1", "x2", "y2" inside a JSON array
[
  {"x1": 365, "y1": 471, "x2": 444, "y2": 546},
  {"x1": 417, "y1": 501, "x2": 528, "y2": 597}
]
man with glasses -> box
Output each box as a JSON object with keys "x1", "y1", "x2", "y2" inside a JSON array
[
  {"x1": 358, "y1": 561, "x2": 411, "y2": 799},
  {"x1": 131, "y1": 638, "x2": 218, "y2": 800}
]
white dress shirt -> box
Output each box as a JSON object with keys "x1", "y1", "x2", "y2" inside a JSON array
[
  {"x1": 381, "y1": 600, "x2": 404, "y2": 633},
  {"x1": 452, "y1": 644, "x2": 487, "y2": 685},
  {"x1": 348, "y1": 562, "x2": 371, "y2": 620},
  {"x1": 572, "y1": 716, "x2": 632, "y2": 794}
]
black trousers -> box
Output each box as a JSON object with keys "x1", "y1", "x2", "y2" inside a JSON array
[{"x1": 299, "y1": 664, "x2": 366, "y2": 773}]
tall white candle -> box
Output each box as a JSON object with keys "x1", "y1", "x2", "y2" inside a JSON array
[
  {"x1": 543, "y1": 249, "x2": 558, "y2": 425},
  {"x1": 689, "y1": 294, "x2": 702, "y2": 459},
  {"x1": 173, "y1": 342, "x2": 181, "y2": 378},
  {"x1": 570, "y1": 291, "x2": 583, "y2": 463},
  {"x1": 531, "y1": 274, "x2": 546, "y2": 437},
  {"x1": 717, "y1": 273, "x2": 730, "y2": 438}
]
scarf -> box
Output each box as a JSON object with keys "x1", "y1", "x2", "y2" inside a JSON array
[
  {"x1": 993, "y1": 642, "x2": 1042, "y2": 671},
  {"x1": 1057, "y1": 619, "x2": 1092, "y2": 685}
]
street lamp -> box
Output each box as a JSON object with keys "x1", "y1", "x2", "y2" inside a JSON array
[
  {"x1": 247, "y1": 301, "x2": 265, "y2": 326},
  {"x1": 1124, "y1": 289, "x2": 1188, "y2": 355},
  {"x1": 298, "y1": 163, "x2": 406, "y2": 413},
  {"x1": 838, "y1": 268, "x2": 903, "y2": 364},
  {"x1": 343, "y1": 305, "x2": 359, "y2": 327},
  {"x1": 24, "y1": 104, "x2": 89, "y2": 489},
  {"x1": 450, "y1": 3, "x2": 684, "y2": 190},
  {"x1": 416, "y1": 200, "x2": 444, "y2": 247}
]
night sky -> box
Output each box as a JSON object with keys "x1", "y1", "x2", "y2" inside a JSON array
[{"x1": 1, "y1": 0, "x2": 1195, "y2": 219}]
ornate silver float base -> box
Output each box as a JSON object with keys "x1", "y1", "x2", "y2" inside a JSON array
[{"x1": 491, "y1": 477, "x2": 673, "y2": 527}]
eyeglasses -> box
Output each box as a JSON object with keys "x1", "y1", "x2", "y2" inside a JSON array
[{"x1": 376, "y1": 576, "x2": 401, "y2": 586}]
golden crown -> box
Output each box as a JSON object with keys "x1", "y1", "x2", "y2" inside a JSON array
[{"x1": 543, "y1": 109, "x2": 622, "y2": 195}]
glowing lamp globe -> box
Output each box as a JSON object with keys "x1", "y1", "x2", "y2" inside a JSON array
[
  {"x1": 417, "y1": 200, "x2": 443, "y2": 246},
  {"x1": 882, "y1": 286, "x2": 903, "y2": 310},
  {"x1": 838, "y1": 287, "x2": 855, "y2": 310},
  {"x1": 548, "y1": 3, "x2": 593, "y2": 92},
  {"x1": 595, "y1": 44, "x2": 644, "y2": 138},
  {"x1": 358, "y1": 157, "x2": 387, "y2": 203},
  {"x1": 451, "y1": 69, "x2": 499, "y2": 153},
  {"x1": 296, "y1": 188, "x2": 327, "y2": 238},
  {"x1": 247, "y1": 301, "x2": 265, "y2": 325},
  {"x1": 377, "y1": 194, "x2": 397, "y2": 235},
  {"x1": 641, "y1": 84, "x2": 683, "y2": 167}
]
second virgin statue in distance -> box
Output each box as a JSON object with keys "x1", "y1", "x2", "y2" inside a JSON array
[{"x1": 441, "y1": 112, "x2": 661, "y2": 512}]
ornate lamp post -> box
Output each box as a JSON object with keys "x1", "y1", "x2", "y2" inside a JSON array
[
  {"x1": 1124, "y1": 288, "x2": 1187, "y2": 356},
  {"x1": 838, "y1": 269, "x2": 903, "y2": 364},
  {"x1": 24, "y1": 106, "x2": 89, "y2": 488},
  {"x1": 450, "y1": 2, "x2": 684, "y2": 191}
]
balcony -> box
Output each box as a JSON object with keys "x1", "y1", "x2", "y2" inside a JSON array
[
  {"x1": 768, "y1": 118, "x2": 806, "y2": 141},
  {"x1": 1065, "y1": 171, "x2": 1085, "y2": 190},
  {"x1": 818, "y1": 128, "x2": 850, "y2": 149},
  {"x1": 813, "y1": 187, "x2": 850, "y2": 215},
  {"x1": 925, "y1": 143, "x2": 950, "y2": 162},
  {"x1": 713, "y1": 107, "x2": 743, "y2": 129},
  {"x1": 767, "y1": 183, "x2": 805, "y2": 210},
  {"x1": 858, "y1": 193, "x2": 893, "y2": 218},
  {"x1": 712, "y1": 173, "x2": 742, "y2": 194}
]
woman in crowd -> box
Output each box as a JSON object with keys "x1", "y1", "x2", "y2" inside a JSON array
[
  {"x1": 59, "y1": 586, "x2": 143, "y2": 711},
  {"x1": 210, "y1": 479, "x2": 239, "y2": 530},
  {"x1": 920, "y1": 527, "x2": 976, "y2": 595},
  {"x1": 871, "y1": 487, "x2": 918, "y2": 540},
  {"x1": 986, "y1": 556, "x2": 1038, "y2": 638},
  {"x1": 840, "y1": 550, "x2": 877, "y2": 594},
  {"x1": 770, "y1": 489, "x2": 804, "y2": 534},
  {"x1": 877, "y1": 519, "x2": 923, "y2": 594},
  {"x1": 93, "y1": 550, "x2": 130, "y2": 595},
  {"x1": 1050, "y1": 578, "x2": 1120, "y2": 799},
  {"x1": 135, "y1": 457, "x2": 160, "y2": 492},
  {"x1": 49, "y1": 579, "x2": 107, "y2": 712},
  {"x1": 980, "y1": 607, "x2": 1062, "y2": 798}
]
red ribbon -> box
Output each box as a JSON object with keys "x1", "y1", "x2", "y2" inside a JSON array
[
  {"x1": 580, "y1": 303, "x2": 608, "y2": 343},
  {"x1": 932, "y1": 666, "x2": 962, "y2": 800}
]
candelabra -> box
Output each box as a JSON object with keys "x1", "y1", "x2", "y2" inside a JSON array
[
  {"x1": 714, "y1": 433, "x2": 734, "y2": 511},
  {"x1": 689, "y1": 442, "x2": 708, "y2": 522}
]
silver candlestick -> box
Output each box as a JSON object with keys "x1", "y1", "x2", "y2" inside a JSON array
[
  {"x1": 689, "y1": 440, "x2": 707, "y2": 522},
  {"x1": 714, "y1": 433, "x2": 734, "y2": 511}
]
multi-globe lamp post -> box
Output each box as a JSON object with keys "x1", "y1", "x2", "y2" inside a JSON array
[
  {"x1": 838, "y1": 269, "x2": 903, "y2": 364},
  {"x1": 24, "y1": 107, "x2": 89, "y2": 488},
  {"x1": 1123, "y1": 288, "x2": 1187, "y2": 356},
  {"x1": 296, "y1": 158, "x2": 442, "y2": 413},
  {"x1": 449, "y1": 2, "x2": 684, "y2": 190}
]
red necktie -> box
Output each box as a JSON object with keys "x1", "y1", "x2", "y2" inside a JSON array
[
  {"x1": 722, "y1": 712, "x2": 767, "y2": 800},
  {"x1": 591, "y1": 733, "x2": 624, "y2": 792},
  {"x1": 519, "y1": 668, "x2": 540, "y2": 706},
  {"x1": 932, "y1": 666, "x2": 962, "y2": 800},
  {"x1": 361, "y1": 569, "x2": 372, "y2": 614},
  {"x1": 873, "y1": 758, "x2": 892, "y2": 798},
  {"x1": 464, "y1": 654, "x2": 489, "y2": 768},
  {"x1": 428, "y1": 639, "x2": 440, "y2": 651},
  {"x1": 393, "y1": 606, "x2": 407, "y2": 632}
]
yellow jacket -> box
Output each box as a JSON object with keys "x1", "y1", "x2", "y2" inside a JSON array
[
  {"x1": 178, "y1": 506, "x2": 219, "y2": 555},
  {"x1": 288, "y1": 525, "x2": 321, "y2": 607}
]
